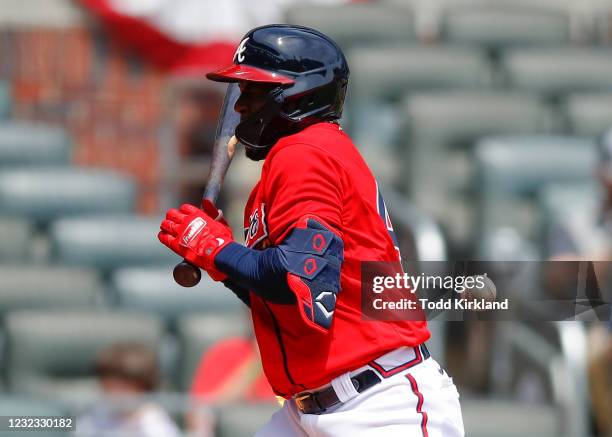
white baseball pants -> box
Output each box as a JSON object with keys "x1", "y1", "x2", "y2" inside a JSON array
[{"x1": 255, "y1": 347, "x2": 464, "y2": 437}]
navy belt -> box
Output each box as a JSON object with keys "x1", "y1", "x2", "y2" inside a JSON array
[{"x1": 295, "y1": 344, "x2": 430, "y2": 415}]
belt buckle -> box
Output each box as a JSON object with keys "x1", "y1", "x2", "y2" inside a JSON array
[{"x1": 294, "y1": 392, "x2": 313, "y2": 412}]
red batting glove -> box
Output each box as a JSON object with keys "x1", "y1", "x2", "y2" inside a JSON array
[{"x1": 158, "y1": 203, "x2": 233, "y2": 281}]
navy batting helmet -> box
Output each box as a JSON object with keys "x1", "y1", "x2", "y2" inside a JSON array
[{"x1": 206, "y1": 24, "x2": 350, "y2": 160}]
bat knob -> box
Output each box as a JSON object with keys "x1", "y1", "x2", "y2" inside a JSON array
[{"x1": 173, "y1": 261, "x2": 202, "y2": 287}]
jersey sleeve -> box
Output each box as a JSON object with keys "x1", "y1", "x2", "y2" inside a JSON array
[
  {"x1": 263, "y1": 143, "x2": 345, "y2": 333},
  {"x1": 264, "y1": 143, "x2": 344, "y2": 243}
]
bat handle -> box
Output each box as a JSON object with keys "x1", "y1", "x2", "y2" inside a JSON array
[
  {"x1": 173, "y1": 260, "x2": 202, "y2": 287},
  {"x1": 172, "y1": 135, "x2": 237, "y2": 288}
]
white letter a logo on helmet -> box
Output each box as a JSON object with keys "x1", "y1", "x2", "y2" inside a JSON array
[{"x1": 234, "y1": 37, "x2": 249, "y2": 63}]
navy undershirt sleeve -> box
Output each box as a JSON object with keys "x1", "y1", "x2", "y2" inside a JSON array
[{"x1": 215, "y1": 242, "x2": 296, "y2": 304}]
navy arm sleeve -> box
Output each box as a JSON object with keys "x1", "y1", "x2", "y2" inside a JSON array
[
  {"x1": 214, "y1": 218, "x2": 344, "y2": 330},
  {"x1": 215, "y1": 243, "x2": 297, "y2": 304}
]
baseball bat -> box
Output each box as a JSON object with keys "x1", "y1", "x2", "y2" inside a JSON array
[{"x1": 173, "y1": 135, "x2": 238, "y2": 287}]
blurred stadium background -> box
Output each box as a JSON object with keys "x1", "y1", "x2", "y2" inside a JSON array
[{"x1": 0, "y1": 0, "x2": 611, "y2": 436}]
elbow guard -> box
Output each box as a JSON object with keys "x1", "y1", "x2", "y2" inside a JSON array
[{"x1": 278, "y1": 217, "x2": 344, "y2": 333}]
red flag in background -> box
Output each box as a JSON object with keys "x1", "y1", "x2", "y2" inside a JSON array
[
  {"x1": 79, "y1": 0, "x2": 235, "y2": 74},
  {"x1": 79, "y1": 0, "x2": 347, "y2": 75}
]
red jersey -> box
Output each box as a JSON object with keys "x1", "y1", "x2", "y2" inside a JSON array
[{"x1": 243, "y1": 122, "x2": 429, "y2": 397}]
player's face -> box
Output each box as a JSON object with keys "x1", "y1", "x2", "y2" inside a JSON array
[{"x1": 234, "y1": 81, "x2": 276, "y2": 121}]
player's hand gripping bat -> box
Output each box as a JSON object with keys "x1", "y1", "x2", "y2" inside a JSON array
[{"x1": 173, "y1": 84, "x2": 241, "y2": 287}]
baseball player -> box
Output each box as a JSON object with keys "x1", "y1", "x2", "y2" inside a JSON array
[{"x1": 159, "y1": 24, "x2": 464, "y2": 436}]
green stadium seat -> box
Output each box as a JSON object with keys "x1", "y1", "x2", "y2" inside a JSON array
[
  {"x1": 111, "y1": 267, "x2": 244, "y2": 328},
  {"x1": 0, "y1": 80, "x2": 11, "y2": 119},
  {"x1": 0, "y1": 121, "x2": 70, "y2": 167},
  {"x1": 476, "y1": 136, "x2": 595, "y2": 196},
  {"x1": 176, "y1": 313, "x2": 251, "y2": 390},
  {"x1": 4, "y1": 310, "x2": 163, "y2": 404},
  {"x1": 399, "y1": 91, "x2": 554, "y2": 244},
  {"x1": 0, "y1": 216, "x2": 34, "y2": 261},
  {"x1": 440, "y1": 5, "x2": 570, "y2": 49},
  {"x1": 0, "y1": 167, "x2": 136, "y2": 223},
  {"x1": 0, "y1": 265, "x2": 103, "y2": 317},
  {"x1": 216, "y1": 403, "x2": 280, "y2": 437},
  {"x1": 563, "y1": 93, "x2": 612, "y2": 137},
  {"x1": 349, "y1": 45, "x2": 491, "y2": 103},
  {"x1": 346, "y1": 45, "x2": 493, "y2": 147},
  {"x1": 501, "y1": 48, "x2": 612, "y2": 96},
  {"x1": 284, "y1": 3, "x2": 415, "y2": 52},
  {"x1": 49, "y1": 215, "x2": 178, "y2": 270},
  {"x1": 475, "y1": 135, "x2": 596, "y2": 252},
  {"x1": 402, "y1": 91, "x2": 554, "y2": 152},
  {"x1": 462, "y1": 398, "x2": 558, "y2": 437}
]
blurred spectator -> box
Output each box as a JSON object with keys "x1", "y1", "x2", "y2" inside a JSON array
[
  {"x1": 190, "y1": 336, "x2": 275, "y2": 403},
  {"x1": 186, "y1": 334, "x2": 277, "y2": 436},
  {"x1": 77, "y1": 343, "x2": 180, "y2": 437}
]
